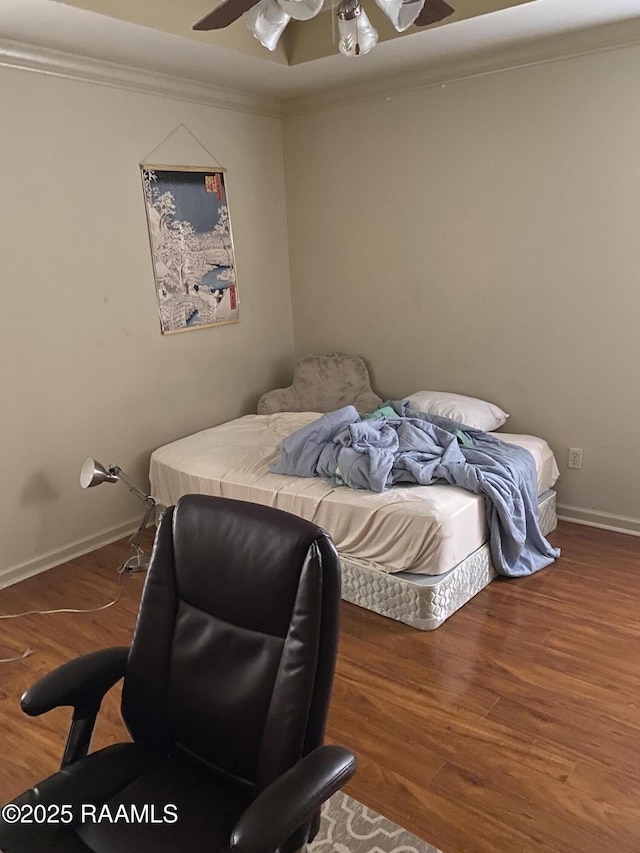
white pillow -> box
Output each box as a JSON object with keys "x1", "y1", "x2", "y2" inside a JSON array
[{"x1": 404, "y1": 390, "x2": 509, "y2": 432}]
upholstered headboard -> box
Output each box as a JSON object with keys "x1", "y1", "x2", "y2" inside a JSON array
[{"x1": 257, "y1": 354, "x2": 383, "y2": 415}]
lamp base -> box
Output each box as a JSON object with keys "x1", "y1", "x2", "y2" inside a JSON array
[
  {"x1": 122, "y1": 552, "x2": 150, "y2": 573},
  {"x1": 121, "y1": 554, "x2": 149, "y2": 572}
]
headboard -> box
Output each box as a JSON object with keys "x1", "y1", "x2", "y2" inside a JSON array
[{"x1": 257, "y1": 354, "x2": 383, "y2": 415}]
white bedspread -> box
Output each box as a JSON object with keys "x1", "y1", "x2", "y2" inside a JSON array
[{"x1": 149, "y1": 413, "x2": 559, "y2": 576}]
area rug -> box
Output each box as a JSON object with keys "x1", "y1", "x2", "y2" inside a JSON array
[{"x1": 306, "y1": 792, "x2": 443, "y2": 853}]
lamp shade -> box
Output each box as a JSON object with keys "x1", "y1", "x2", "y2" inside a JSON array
[
  {"x1": 80, "y1": 458, "x2": 118, "y2": 489},
  {"x1": 244, "y1": 0, "x2": 290, "y2": 51},
  {"x1": 337, "y1": 0, "x2": 378, "y2": 56},
  {"x1": 374, "y1": 0, "x2": 426, "y2": 31}
]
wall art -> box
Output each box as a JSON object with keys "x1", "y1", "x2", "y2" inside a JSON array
[{"x1": 141, "y1": 165, "x2": 239, "y2": 333}]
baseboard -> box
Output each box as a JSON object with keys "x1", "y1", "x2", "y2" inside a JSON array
[
  {"x1": 0, "y1": 517, "x2": 141, "y2": 590},
  {"x1": 556, "y1": 503, "x2": 640, "y2": 537}
]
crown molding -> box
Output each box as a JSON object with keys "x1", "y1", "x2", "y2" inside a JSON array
[
  {"x1": 0, "y1": 38, "x2": 282, "y2": 118},
  {"x1": 281, "y1": 17, "x2": 640, "y2": 116}
]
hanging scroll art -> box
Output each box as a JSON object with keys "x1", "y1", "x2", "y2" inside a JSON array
[{"x1": 141, "y1": 166, "x2": 239, "y2": 334}]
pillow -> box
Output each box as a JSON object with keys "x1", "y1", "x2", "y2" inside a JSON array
[{"x1": 404, "y1": 390, "x2": 509, "y2": 432}]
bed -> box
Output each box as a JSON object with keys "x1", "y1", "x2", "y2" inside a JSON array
[{"x1": 149, "y1": 355, "x2": 559, "y2": 630}]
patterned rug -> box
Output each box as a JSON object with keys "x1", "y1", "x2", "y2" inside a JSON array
[{"x1": 306, "y1": 792, "x2": 443, "y2": 853}]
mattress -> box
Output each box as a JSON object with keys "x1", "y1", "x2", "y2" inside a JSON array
[{"x1": 150, "y1": 412, "x2": 559, "y2": 578}]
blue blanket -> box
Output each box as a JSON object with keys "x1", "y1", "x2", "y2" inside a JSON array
[{"x1": 271, "y1": 404, "x2": 559, "y2": 577}]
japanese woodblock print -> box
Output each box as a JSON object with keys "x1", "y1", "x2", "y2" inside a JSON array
[{"x1": 141, "y1": 166, "x2": 239, "y2": 334}]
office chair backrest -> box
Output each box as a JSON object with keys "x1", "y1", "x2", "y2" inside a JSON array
[{"x1": 121, "y1": 494, "x2": 341, "y2": 793}]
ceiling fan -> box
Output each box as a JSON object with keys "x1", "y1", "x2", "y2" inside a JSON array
[{"x1": 193, "y1": 0, "x2": 455, "y2": 57}]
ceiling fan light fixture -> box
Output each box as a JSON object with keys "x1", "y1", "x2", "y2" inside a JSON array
[
  {"x1": 277, "y1": 0, "x2": 323, "y2": 20},
  {"x1": 244, "y1": 0, "x2": 290, "y2": 50},
  {"x1": 374, "y1": 0, "x2": 426, "y2": 32},
  {"x1": 337, "y1": 0, "x2": 378, "y2": 57},
  {"x1": 193, "y1": 0, "x2": 455, "y2": 52}
]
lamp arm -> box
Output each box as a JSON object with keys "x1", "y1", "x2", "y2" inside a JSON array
[
  {"x1": 110, "y1": 467, "x2": 154, "y2": 504},
  {"x1": 129, "y1": 497, "x2": 157, "y2": 554}
]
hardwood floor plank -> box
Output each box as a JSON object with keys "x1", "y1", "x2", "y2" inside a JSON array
[
  {"x1": 326, "y1": 709, "x2": 446, "y2": 789},
  {"x1": 428, "y1": 762, "x2": 640, "y2": 853},
  {"x1": 542, "y1": 622, "x2": 640, "y2": 684},
  {"x1": 432, "y1": 715, "x2": 640, "y2": 848},
  {"x1": 382, "y1": 618, "x2": 640, "y2": 731},
  {"x1": 568, "y1": 761, "x2": 640, "y2": 818},
  {"x1": 487, "y1": 696, "x2": 640, "y2": 781},
  {"x1": 479, "y1": 565, "x2": 640, "y2": 626},
  {"x1": 328, "y1": 675, "x2": 577, "y2": 784},
  {"x1": 442, "y1": 617, "x2": 638, "y2": 698},
  {"x1": 464, "y1": 588, "x2": 640, "y2": 644},
  {"x1": 336, "y1": 633, "x2": 500, "y2": 716}
]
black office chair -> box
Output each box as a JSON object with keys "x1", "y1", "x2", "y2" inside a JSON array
[{"x1": 0, "y1": 494, "x2": 356, "y2": 852}]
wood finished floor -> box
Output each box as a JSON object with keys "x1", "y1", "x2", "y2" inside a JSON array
[{"x1": 1, "y1": 521, "x2": 639, "y2": 852}]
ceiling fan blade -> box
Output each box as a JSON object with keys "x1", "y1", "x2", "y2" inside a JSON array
[
  {"x1": 414, "y1": 0, "x2": 454, "y2": 27},
  {"x1": 193, "y1": 0, "x2": 261, "y2": 30}
]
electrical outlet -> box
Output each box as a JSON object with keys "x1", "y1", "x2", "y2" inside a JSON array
[{"x1": 568, "y1": 447, "x2": 583, "y2": 469}]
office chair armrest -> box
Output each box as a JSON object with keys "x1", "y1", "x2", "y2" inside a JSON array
[
  {"x1": 20, "y1": 646, "x2": 130, "y2": 769},
  {"x1": 21, "y1": 646, "x2": 130, "y2": 716},
  {"x1": 231, "y1": 744, "x2": 357, "y2": 853}
]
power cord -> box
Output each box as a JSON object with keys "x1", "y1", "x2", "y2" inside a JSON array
[
  {"x1": 0, "y1": 566, "x2": 130, "y2": 663},
  {"x1": 0, "y1": 648, "x2": 33, "y2": 663}
]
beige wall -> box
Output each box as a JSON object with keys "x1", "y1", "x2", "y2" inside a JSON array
[
  {"x1": 0, "y1": 64, "x2": 294, "y2": 582},
  {"x1": 283, "y1": 44, "x2": 640, "y2": 530}
]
